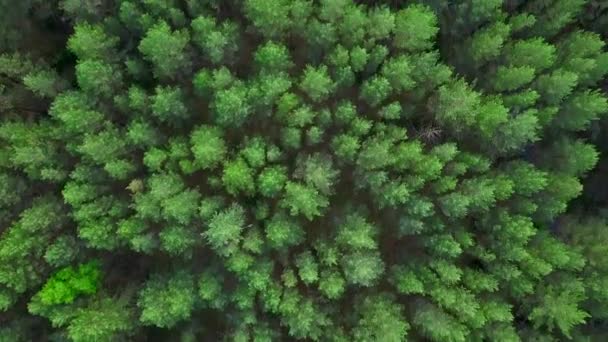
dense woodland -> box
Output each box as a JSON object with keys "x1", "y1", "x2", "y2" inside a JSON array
[{"x1": 1, "y1": 0, "x2": 608, "y2": 341}]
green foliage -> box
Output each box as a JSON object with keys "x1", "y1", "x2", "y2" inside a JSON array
[
  {"x1": 265, "y1": 212, "x2": 304, "y2": 248},
  {"x1": 23, "y1": 69, "x2": 66, "y2": 98},
  {"x1": 352, "y1": 294, "x2": 409, "y2": 342},
  {"x1": 37, "y1": 261, "x2": 101, "y2": 305},
  {"x1": 2, "y1": 1, "x2": 608, "y2": 341},
  {"x1": 190, "y1": 125, "x2": 227, "y2": 169},
  {"x1": 300, "y1": 65, "x2": 335, "y2": 102},
  {"x1": 394, "y1": 5, "x2": 438, "y2": 51},
  {"x1": 66, "y1": 298, "x2": 134, "y2": 342},
  {"x1": 138, "y1": 21, "x2": 190, "y2": 78},
  {"x1": 281, "y1": 182, "x2": 329, "y2": 220},
  {"x1": 75, "y1": 60, "x2": 121, "y2": 97},
  {"x1": 295, "y1": 251, "x2": 319, "y2": 285},
  {"x1": 360, "y1": 75, "x2": 392, "y2": 107},
  {"x1": 336, "y1": 213, "x2": 378, "y2": 250},
  {"x1": 68, "y1": 23, "x2": 118, "y2": 60},
  {"x1": 222, "y1": 158, "x2": 255, "y2": 196},
  {"x1": 212, "y1": 81, "x2": 251, "y2": 127},
  {"x1": 413, "y1": 301, "x2": 469, "y2": 342},
  {"x1": 258, "y1": 166, "x2": 288, "y2": 197},
  {"x1": 528, "y1": 279, "x2": 590, "y2": 338},
  {"x1": 382, "y1": 56, "x2": 415, "y2": 92},
  {"x1": 138, "y1": 271, "x2": 196, "y2": 328},
  {"x1": 0, "y1": 197, "x2": 67, "y2": 302},
  {"x1": 318, "y1": 270, "x2": 345, "y2": 299},
  {"x1": 191, "y1": 15, "x2": 239, "y2": 64},
  {"x1": 556, "y1": 90, "x2": 607, "y2": 131},
  {"x1": 44, "y1": 236, "x2": 79, "y2": 267},
  {"x1": 493, "y1": 65, "x2": 536, "y2": 92},
  {"x1": 295, "y1": 153, "x2": 339, "y2": 195},
  {"x1": 151, "y1": 85, "x2": 189, "y2": 122},
  {"x1": 244, "y1": 0, "x2": 293, "y2": 38},
  {"x1": 505, "y1": 38, "x2": 556, "y2": 71},
  {"x1": 434, "y1": 78, "x2": 480, "y2": 132},
  {"x1": 255, "y1": 41, "x2": 293, "y2": 73},
  {"x1": 469, "y1": 22, "x2": 511, "y2": 63},
  {"x1": 342, "y1": 251, "x2": 384, "y2": 286},
  {"x1": 205, "y1": 204, "x2": 246, "y2": 254}
]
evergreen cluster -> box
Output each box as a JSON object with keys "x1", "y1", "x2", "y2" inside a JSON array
[{"x1": 1, "y1": 1, "x2": 608, "y2": 341}]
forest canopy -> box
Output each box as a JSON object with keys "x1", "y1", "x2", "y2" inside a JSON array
[{"x1": 1, "y1": 0, "x2": 608, "y2": 341}]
